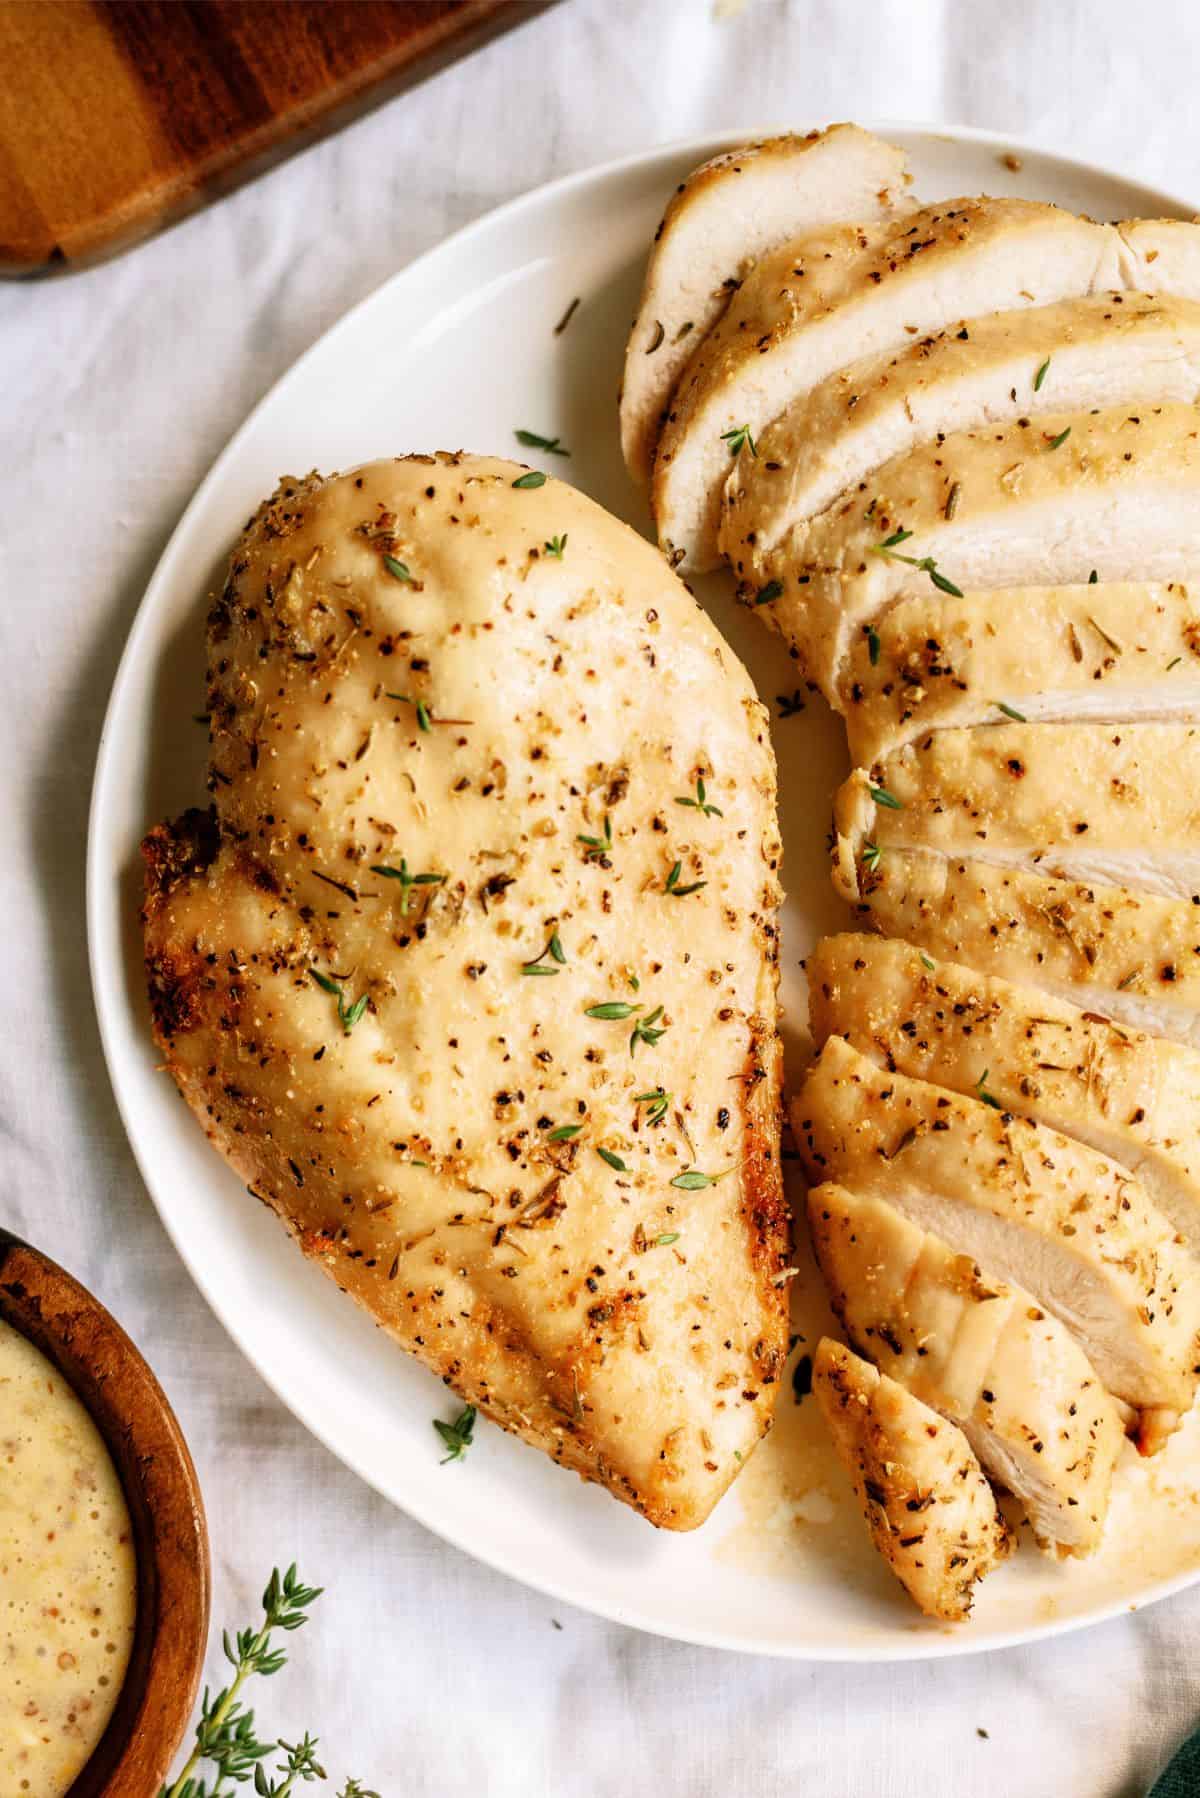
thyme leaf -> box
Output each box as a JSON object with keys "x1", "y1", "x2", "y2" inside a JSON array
[
  {"x1": 512, "y1": 470, "x2": 547, "y2": 489},
  {"x1": 546, "y1": 1123, "x2": 582, "y2": 1142},
  {"x1": 1033, "y1": 356, "x2": 1051, "y2": 392},
  {"x1": 522, "y1": 931, "x2": 567, "y2": 976},
  {"x1": 434, "y1": 1404, "x2": 477, "y2": 1464},
  {"x1": 670, "y1": 1168, "x2": 725, "y2": 1190},
  {"x1": 869, "y1": 532, "x2": 963, "y2": 597},
  {"x1": 868, "y1": 784, "x2": 903, "y2": 810},
  {"x1": 597, "y1": 1146, "x2": 629, "y2": 1172},
  {"x1": 585, "y1": 1001, "x2": 639, "y2": 1020},
  {"x1": 554, "y1": 296, "x2": 580, "y2": 336},
  {"x1": 862, "y1": 841, "x2": 882, "y2": 872},
  {"x1": 630, "y1": 1005, "x2": 667, "y2": 1054},
  {"x1": 995, "y1": 700, "x2": 1027, "y2": 721},
  {"x1": 544, "y1": 534, "x2": 567, "y2": 558},
  {"x1": 515, "y1": 429, "x2": 569, "y2": 456},
  {"x1": 1045, "y1": 426, "x2": 1071, "y2": 451},
  {"x1": 382, "y1": 555, "x2": 415, "y2": 584},
  {"x1": 866, "y1": 625, "x2": 881, "y2": 665},
  {"x1": 721, "y1": 423, "x2": 758, "y2": 458},
  {"x1": 385, "y1": 691, "x2": 431, "y2": 732},
  {"x1": 309, "y1": 970, "x2": 369, "y2": 1035},
  {"x1": 577, "y1": 814, "x2": 613, "y2": 860},
  {"x1": 974, "y1": 1068, "x2": 1003, "y2": 1109},
  {"x1": 665, "y1": 860, "x2": 707, "y2": 897},
  {"x1": 675, "y1": 776, "x2": 723, "y2": 817},
  {"x1": 633, "y1": 1087, "x2": 671, "y2": 1125},
  {"x1": 655, "y1": 1232, "x2": 680, "y2": 1247},
  {"x1": 371, "y1": 858, "x2": 446, "y2": 915},
  {"x1": 754, "y1": 579, "x2": 783, "y2": 606}
]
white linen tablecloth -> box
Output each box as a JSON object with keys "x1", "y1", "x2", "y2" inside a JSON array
[{"x1": 4, "y1": 1, "x2": 1200, "y2": 1791}]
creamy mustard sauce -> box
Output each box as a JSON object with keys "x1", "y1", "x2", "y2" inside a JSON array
[{"x1": 0, "y1": 1317, "x2": 136, "y2": 1797}]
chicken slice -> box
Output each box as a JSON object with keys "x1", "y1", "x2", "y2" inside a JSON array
[
  {"x1": 795, "y1": 1036, "x2": 1200, "y2": 1448},
  {"x1": 723, "y1": 293, "x2": 1200, "y2": 571},
  {"x1": 842, "y1": 579, "x2": 1200, "y2": 766},
  {"x1": 750, "y1": 400, "x2": 1200, "y2": 705},
  {"x1": 835, "y1": 721, "x2": 1200, "y2": 904},
  {"x1": 141, "y1": 455, "x2": 790, "y2": 1531},
  {"x1": 806, "y1": 1183, "x2": 1124, "y2": 1555},
  {"x1": 846, "y1": 847, "x2": 1200, "y2": 1049},
  {"x1": 813, "y1": 1336, "x2": 1013, "y2": 1619},
  {"x1": 654, "y1": 196, "x2": 1200, "y2": 574},
  {"x1": 809, "y1": 932, "x2": 1200, "y2": 1255},
  {"x1": 619, "y1": 124, "x2": 910, "y2": 486}
]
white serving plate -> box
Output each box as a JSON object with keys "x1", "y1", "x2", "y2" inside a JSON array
[{"x1": 89, "y1": 122, "x2": 1200, "y2": 1659}]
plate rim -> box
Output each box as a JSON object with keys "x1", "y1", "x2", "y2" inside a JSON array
[{"x1": 87, "y1": 118, "x2": 1200, "y2": 1661}]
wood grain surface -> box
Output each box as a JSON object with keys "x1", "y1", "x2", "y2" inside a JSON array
[
  {"x1": 0, "y1": 1227, "x2": 211, "y2": 1796},
  {"x1": 0, "y1": 0, "x2": 555, "y2": 275}
]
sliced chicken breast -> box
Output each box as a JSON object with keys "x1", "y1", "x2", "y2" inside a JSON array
[
  {"x1": 796, "y1": 1036, "x2": 1200, "y2": 1449},
  {"x1": 807, "y1": 1183, "x2": 1124, "y2": 1555},
  {"x1": 655, "y1": 197, "x2": 1200, "y2": 574},
  {"x1": 722, "y1": 293, "x2": 1200, "y2": 567},
  {"x1": 751, "y1": 400, "x2": 1200, "y2": 705},
  {"x1": 813, "y1": 1336, "x2": 1013, "y2": 1619},
  {"x1": 620, "y1": 124, "x2": 910, "y2": 486},
  {"x1": 842, "y1": 579, "x2": 1200, "y2": 766},
  {"x1": 809, "y1": 932, "x2": 1200, "y2": 1255},
  {"x1": 835, "y1": 721, "x2": 1200, "y2": 904},
  {"x1": 845, "y1": 848, "x2": 1200, "y2": 1049}
]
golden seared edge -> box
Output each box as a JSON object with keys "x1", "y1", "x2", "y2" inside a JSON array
[
  {"x1": 813, "y1": 1337, "x2": 1013, "y2": 1621},
  {"x1": 142, "y1": 455, "x2": 788, "y2": 1530}
]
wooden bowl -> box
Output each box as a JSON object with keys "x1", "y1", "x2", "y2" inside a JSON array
[{"x1": 0, "y1": 1227, "x2": 210, "y2": 1796}]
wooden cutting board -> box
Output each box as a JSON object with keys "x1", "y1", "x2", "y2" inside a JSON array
[{"x1": 0, "y1": 0, "x2": 557, "y2": 276}]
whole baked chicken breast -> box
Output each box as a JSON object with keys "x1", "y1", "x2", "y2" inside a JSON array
[{"x1": 141, "y1": 455, "x2": 789, "y2": 1529}]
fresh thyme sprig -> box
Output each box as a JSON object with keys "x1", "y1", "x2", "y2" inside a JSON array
[
  {"x1": 665, "y1": 860, "x2": 706, "y2": 897},
  {"x1": 583, "y1": 998, "x2": 669, "y2": 1054},
  {"x1": 515, "y1": 429, "x2": 569, "y2": 456},
  {"x1": 862, "y1": 841, "x2": 883, "y2": 873},
  {"x1": 975, "y1": 1068, "x2": 1003, "y2": 1109},
  {"x1": 634, "y1": 1087, "x2": 671, "y2": 1125},
  {"x1": 385, "y1": 691, "x2": 431, "y2": 732},
  {"x1": 544, "y1": 534, "x2": 567, "y2": 558},
  {"x1": 160, "y1": 1565, "x2": 381, "y2": 1798},
  {"x1": 577, "y1": 814, "x2": 613, "y2": 860},
  {"x1": 721, "y1": 423, "x2": 758, "y2": 458},
  {"x1": 869, "y1": 527, "x2": 964, "y2": 597},
  {"x1": 675, "y1": 776, "x2": 723, "y2": 818},
  {"x1": 371, "y1": 858, "x2": 446, "y2": 916},
  {"x1": 309, "y1": 970, "x2": 368, "y2": 1035},
  {"x1": 522, "y1": 931, "x2": 567, "y2": 976},
  {"x1": 434, "y1": 1404, "x2": 477, "y2": 1464}
]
